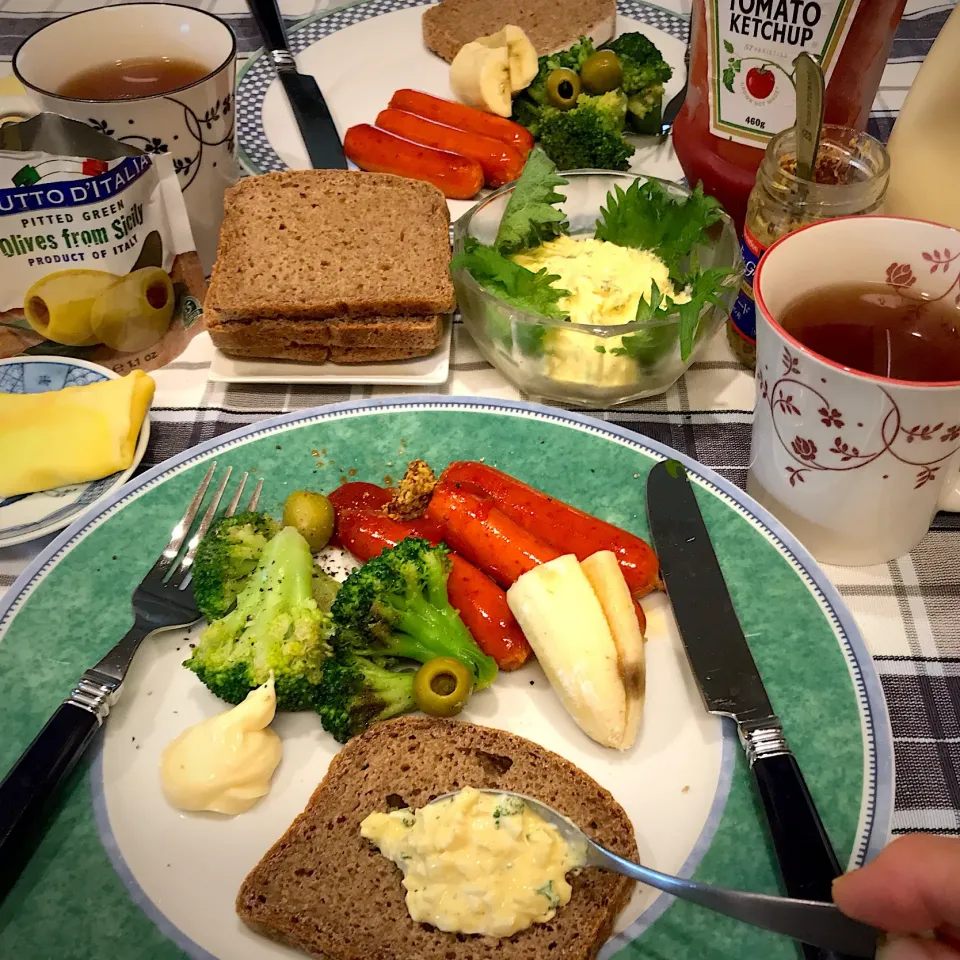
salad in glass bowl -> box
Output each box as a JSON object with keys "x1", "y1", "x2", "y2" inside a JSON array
[{"x1": 451, "y1": 151, "x2": 743, "y2": 407}]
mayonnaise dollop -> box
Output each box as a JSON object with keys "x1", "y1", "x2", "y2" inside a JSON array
[
  {"x1": 160, "y1": 675, "x2": 282, "y2": 815},
  {"x1": 361, "y1": 787, "x2": 585, "y2": 937}
]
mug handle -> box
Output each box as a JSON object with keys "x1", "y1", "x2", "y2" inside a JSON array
[{"x1": 938, "y1": 459, "x2": 960, "y2": 512}]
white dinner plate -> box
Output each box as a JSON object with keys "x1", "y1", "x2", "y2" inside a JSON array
[{"x1": 235, "y1": 0, "x2": 688, "y2": 223}]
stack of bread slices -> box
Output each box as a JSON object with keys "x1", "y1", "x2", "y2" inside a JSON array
[{"x1": 204, "y1": 171, "x2": 455, "y2": 364}]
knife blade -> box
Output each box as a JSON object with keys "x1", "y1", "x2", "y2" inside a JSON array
[
  {"x1": 646, "y1": 460, "x2": 854, "y2": 960},
  {"x1": 247, "y1": 0, "x2": 347, "y2": 170}
]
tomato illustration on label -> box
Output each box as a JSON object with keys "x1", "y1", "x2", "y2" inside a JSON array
[{"x1": 745, "y1": 66, "x2": 775, "y2": 100}]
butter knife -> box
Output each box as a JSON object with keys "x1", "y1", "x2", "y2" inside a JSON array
[
  {"x1": 247, "y1": 0, "x2": 347, "y2": 169},
  {"x1": 646, "y1": 460, "x2": 858, "y2": 960}
]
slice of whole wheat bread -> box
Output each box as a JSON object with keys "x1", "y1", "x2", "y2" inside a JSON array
[
  {"x1": 423, "y1": 0, "x2": 616, "y2": 62},
  {"x1": 237, "y1": 717, "x2": 636, "y2": 960},
  {"x1": 206, "y1": 171, "x2": 456, "y2": 321},
  {"x1": 205, "y1": 308, "x2": 444, "y2": 364}
]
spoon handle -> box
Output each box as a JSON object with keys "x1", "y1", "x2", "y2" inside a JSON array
[{"x1": 587, "y1": 843, "x2": 878, "y2": 958}]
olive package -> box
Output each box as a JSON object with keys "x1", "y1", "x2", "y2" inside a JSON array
[{"x1": 0, "y1": 114, "x2": 206, "y2": 373}]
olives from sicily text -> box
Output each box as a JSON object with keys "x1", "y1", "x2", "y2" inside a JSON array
[
  {"x1": 545, "y1": 69, "x2": 582, "y2": 110},
  {"x1": 91, "y1": 267, "x2": 174, "y2": 352},
  {"x1": 580, "y1": 51, "x2": 623, "y2": 94},
  {"x1": 413, "y1": 657, "x2": 474, "y2": 717},
  {"x1": 24, "y1": 269, "x2": 120, "y2": 346},
  {"x1": 283, "y1": 490, "x2": 336, "y2": 551}
]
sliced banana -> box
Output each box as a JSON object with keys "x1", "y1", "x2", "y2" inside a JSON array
[
  {"x1": 450, "y1": 42, "x2": 512, "y2": 116},
  {"x1": 475, "y1": 25, "x2": 539, "y2": 93}
]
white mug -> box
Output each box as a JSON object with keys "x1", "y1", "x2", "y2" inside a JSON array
[
  {"x1": 748, "y1": 215, "x2": 960, "y2": 566},
  {"x1": 11, "y1": 2, "x2": 237, "y2": 272}
]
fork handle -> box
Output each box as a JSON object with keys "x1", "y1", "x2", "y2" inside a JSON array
[{"x1": 0, "y1": 702, "x2": 100, "y2": 903}]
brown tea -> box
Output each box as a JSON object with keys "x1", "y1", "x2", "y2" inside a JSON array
[
  {"x1": 777, "y1": 282, "x2": 960, "y2": 382},
  {"x1": 58, "y1": 57, "x2": 208, "y2": 100}
]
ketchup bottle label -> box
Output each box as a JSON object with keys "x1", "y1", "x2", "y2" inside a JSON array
[
  {"x1": 729, "y1": 225, "x2": 765, "y2": 343},
  {"x1": 704, "y1": 0, "x2": 863, "y2": 147}
]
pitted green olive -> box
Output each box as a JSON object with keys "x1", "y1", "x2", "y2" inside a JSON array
[
  {"x1": 580, "y1": 51, "x2": 623, "y2": 94},
  {"x1": 545, "y1": 69, "x2": 582, "y2": 110}
]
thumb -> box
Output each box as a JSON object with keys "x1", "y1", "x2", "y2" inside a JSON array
[{"x1": 833, "y1": 836, "x2": 960, "y2": 932}]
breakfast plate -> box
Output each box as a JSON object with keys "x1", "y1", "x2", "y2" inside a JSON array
[
  {"x1": 0, "y1": 397, "x2": 891, "y2": 960},
  {"x1": 208, "y1": 317, "x2": 452, "y2": 384},
  {"x1": 235, "y1": 0, "x2": 687, "y2": 221},
  {"x1": 0, "y1": 356, "x2": 150, "y2": 548}
]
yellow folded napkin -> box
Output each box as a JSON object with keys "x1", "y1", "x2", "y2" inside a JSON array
[{"x1": 0, "y1": 369, "x2": 154, "y2": 497}]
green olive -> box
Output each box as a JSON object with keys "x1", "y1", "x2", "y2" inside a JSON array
[
  {"x1": 580, "y1": 51, "x2": 624, "y2": 95},
  {"x1": 282, "y1": 490, "x2": 335, "y2": 551},
  {"x1": 545, "y1": 68, "x2": 582, "y2": 111},
  {"x1": 413, "y1": 657, "x2": 474, "y2": 717}
]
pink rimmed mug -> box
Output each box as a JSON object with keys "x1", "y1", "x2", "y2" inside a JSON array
[{"x1": 748, "y1": 216, "x2": 960, "y2": 566}]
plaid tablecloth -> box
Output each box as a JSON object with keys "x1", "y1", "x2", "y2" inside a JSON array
[{"x1": 0, "y1": 0, "x2": 957, "y2": 839}]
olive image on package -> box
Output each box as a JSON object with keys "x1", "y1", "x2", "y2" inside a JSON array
[
  {"x1": 0, "y1": 114, "x2": 207, "y2": 371},
  {"x1": 24, "y1": 265, "x2": 175, "y2": 352}
]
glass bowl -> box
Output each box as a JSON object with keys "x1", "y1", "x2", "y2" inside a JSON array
[{"x1": 452, "y1": 171, "x2": 744, "y2": 408}]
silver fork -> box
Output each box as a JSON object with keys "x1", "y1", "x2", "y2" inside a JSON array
[{"x1": 0, "y1": 463, "x2": 262, "y2": 903}]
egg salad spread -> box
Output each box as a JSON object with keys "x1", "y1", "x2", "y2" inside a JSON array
[
  {"x1": 360, "y1": 787, "x2": 585, "y2": 937},
  {"x1": 512, "y1": 236, "x2": 689, "y2": 386}
]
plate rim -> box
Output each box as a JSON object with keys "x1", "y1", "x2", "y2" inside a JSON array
[
  {"x1": 234, "y1": 0, "x2": 690, "y2": 176},
  {"x1": 0, "y1": 355, "x2": 151, "y2": 548},
  {"x1": 0, "y1": 395, "x2": 893, "y2": 957}
]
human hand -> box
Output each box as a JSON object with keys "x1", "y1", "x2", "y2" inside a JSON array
[{"x1": 833, "y1": 835, "x2": 960, "y2": 959}]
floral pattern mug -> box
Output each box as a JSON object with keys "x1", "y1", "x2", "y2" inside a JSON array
[
  {"x1": 749, "y1": 216, "x2": 960, "y2": 566},
  {"x1": 10, "y1": 3, "x2": 237, "y2": 272}
]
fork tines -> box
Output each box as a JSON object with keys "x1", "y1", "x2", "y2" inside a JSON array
[{"x1": 146, "y1": 463, "x2": 264, "y2": 592}]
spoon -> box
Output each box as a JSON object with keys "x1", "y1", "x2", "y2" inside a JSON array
[
  {"x1": 430, "y1": 790, "x2": 880, "y2": 957},
  {"x1": 794, "y1": 52, "x2": 825, "y2": 183}
]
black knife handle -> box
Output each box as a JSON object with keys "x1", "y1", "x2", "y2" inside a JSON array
[
  {"x1": 752, "y1": 751, "x2": 855, "y2": 959},
  {"x1": 247, "y1": 0, "x2": 290, "y2": 53},
  {"x1": 0, "y1": 702, "x2": 100, "y2": 903}
]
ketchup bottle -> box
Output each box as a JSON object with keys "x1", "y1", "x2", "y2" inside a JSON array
[{"x1": 673, "y1": 0, "x2": 906, "y2": 233}]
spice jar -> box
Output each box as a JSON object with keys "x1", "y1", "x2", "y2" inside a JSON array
[{"x1": 728, "y1": 124, "x2": 890, "y2": 367}]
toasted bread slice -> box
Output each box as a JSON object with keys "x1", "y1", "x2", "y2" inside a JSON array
[
  {"x1": 205, "y1": 308, "x2": 444, "y2": 364},
  {"x1": 207, "y1": 171, "x2": 456, "y2": 322},
  {"x1": 423, "y1": 0, "x2": 616, "y2": 62},
  {"x1": 237, "y1": 716, "x2": 637, "y2": 960}
]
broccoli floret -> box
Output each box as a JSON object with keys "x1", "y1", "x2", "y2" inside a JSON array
[
  {"x1": 518, "y1": 36, "x2": 597, "y2": 120},
  {"x1": 316, "y1": 650, "x2": 416, "y2": 743},
  {"x1": 184, "y1": 525, "x2": 333, "y2": 710},
  {"x1": 537, "y1": 94, "x2": 635, "y2": 172},
  {"x1": 331, "y1": 537, "x2": 498, "y2": 690},
  {"x1": 191, "y1": 512, "x2": 280, "y2": 622},
  {"x1": 603, "y1": 33, "x2": 673, "y2": 94}
]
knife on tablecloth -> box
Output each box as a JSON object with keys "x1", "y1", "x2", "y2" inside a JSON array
[
  {"x1": 646, "y1": 459, "x2": 857, "y2": 960},
  {"x1": 246, "y1": 0, "x2": 347, "y2": 169}
]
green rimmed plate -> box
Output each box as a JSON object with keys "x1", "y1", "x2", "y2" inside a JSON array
[{"x1": 0, "y1": 396, "x2": 892, "y2": 960}]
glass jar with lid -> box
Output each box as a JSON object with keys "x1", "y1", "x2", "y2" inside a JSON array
[{"x1": 728, "y1": 124, "x2": 890, "y2": 368}]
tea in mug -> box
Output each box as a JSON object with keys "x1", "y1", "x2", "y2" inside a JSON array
[
  {"x1": 58, "y1": 57, "x2": 208, "y2": 99},
  {"x1": 778, "y1": 282, "x2": 960, "y2": 382}
]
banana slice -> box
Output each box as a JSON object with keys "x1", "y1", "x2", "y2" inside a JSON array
[
  {"x1": 476, "y1": 25, "x2": 539, "y2": 93},
  {"x1": 581, "y1": 551, "x2": 646, "y2": 750},
  {"x1": 450, "y1": 41, "x2": 512, "y2": 116}
]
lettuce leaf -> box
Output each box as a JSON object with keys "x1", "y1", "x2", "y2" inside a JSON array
[
  {"x1": 493, "y1": 148, "x2": 569, "y2": 256},
  {"x1": 594, "y1": 178, "x2": 724, "y2": 274},
  {"x1": 451, "y1": 237, "x2": 569, "y2": 321}
]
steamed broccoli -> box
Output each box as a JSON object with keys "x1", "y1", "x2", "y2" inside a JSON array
[
  {"x1": 191, "y1": 512, "x2": 280, "y2": 622},
  {"x1": 524, "y1": 36, "x2": 597, "y2": 113},
  {"x1": 536, "y1": 92, "x2": 635, "y2": 172},
  {"x1": 184, "y1": 525, "x2": 333, "y2": 709},
  {"x1": 601, "y1": 33, "x2": 673, "y2": 133},
  {"x1": 316, "y1": 650, "x2": 417, "y2": 743},
  {"x1": 330, "y1": 537, "x2": 498, "y2": 690}
]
